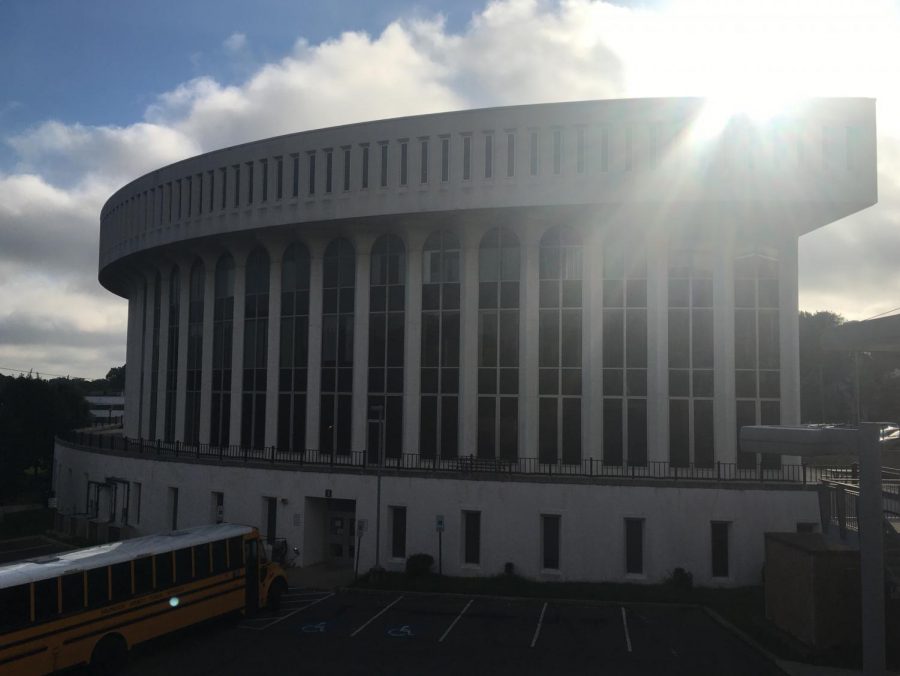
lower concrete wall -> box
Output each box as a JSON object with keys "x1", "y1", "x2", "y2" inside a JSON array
[{"x1": 54, "y1": 442, "x2": 820, "y2": 586}]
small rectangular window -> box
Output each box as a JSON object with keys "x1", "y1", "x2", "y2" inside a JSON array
[
  {"x1": 134, "y1": 556, "x2": 153, "y2": 594},
  {"x1": 343, "y1": 148, "x2": 351, "y2": 191},
  {"x1": 156, "y1": 552, "x2": 174, "y2": 588},
  {"x1": 87, "y1": 567, "x2": 109, "y2": 607},
  {"x1": 462, "y1": 136, "x2": 471, "y2": 180},
  {"x1": 168, "y1": 486, "x2": 179, "y2": 531},
  {"x1": 420, "y1": 139, "x2": 428, "y2": 184},
  {"x1": 441, "y1": 138, "x2": 450, "y2": 182},
  {"x1": 233, "y1": 165, "x2": 241, "y2": 208},
  {"x1": 308, "y1": 153, "x2": 316, "y2": 195},
  {"x1": 261, "y1": 159, "x2": 268, "y2": 201},
  {"x1": 292, "y1": 155, "x2": 300, "y2": 197},
  {"x1": 625, "y1": 518, "x2": 643, "y2": 574},
  {"x1": 552, "y1": 129, "x2": 562, "y2": 174},
  {"x1": 194, "y1": 175, "x2": 201, "y2": 215},
  {"x1": 507, "y1": 132, "x2": 515, "y2": 177},
  {"x1": 530, "y1": 132, "x2": 539, "y2": 176},
  {"x1": 463, "y1": 510, "x2": 481, "y2": 565},
  {"x1": 380, "y1": 143, "x2": 389, "y2": 187},
  {"x1": 711, "y1": 521, "x2": 730, "y2": 577},
  {"x1": 325, "y1": 150, "x2": 333, "y2": 193},
  {"x1": 391, "y1": 506, "x2": 406, "y2": 559},
  {"x1": 212, "y1": 539, "x2": 228, "y2": 573},
  {"x1": 276, "y1": 157, "x2": 283, "y2": 200},
  {"x1": 186, "y1": 176, "x2": 192, "y2": 217},
  {"x1": 600, "y1": 129, "x2": 609, "y2": 172},
  {"x1": 246, "y1": 161, "x2": 254, "y2": 204},
  {"x1": 61, "y1": 572, "x2": 85, "y2": 613},
  {"x1": 361, "y1": 145, "x2": 369, "y2": 189},
  {"x1": 34, "y1": 578, "x2": 59, "y2": 621},
  {"x1": 542, "y1": 514, "x2": 560, "y2": 570},
  {"x1": 576, "y1": 127, "x2": 585, "y2": 174},
  {"x1": 0, "y1": 585, "x2": 30, "y2": 632},
  {"x1": 111, "y1": 562, "x2": 131, "y2": 601},
  {"x1": 176, "y1": 179, "x2": 183, "y2": 219},
  {"x1": 400, "y1": 141, "x2": 408, "y2": 186},
  {"x1": 132, "y1": 481, "x2": 141, "y2": 525},
  {"x1": 195, "y1": 543, "x2": 211, "y2": 578},
  {"x1": 228, "y1": 536, "x2": 243, "y2": 570},
  {"x1": 175, "y1": 547, "x2": 193, "y2": 582},
  {"x1": 484, "y1": 134, "x2": 493, "y2": 178},
  {"x1": 208, "y1": 170, "x2": 215, "y2": 211}
]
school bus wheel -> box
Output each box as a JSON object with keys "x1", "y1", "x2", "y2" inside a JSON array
[{"x1": 90, "y1": 633, "x2": 128, "y2": 675}]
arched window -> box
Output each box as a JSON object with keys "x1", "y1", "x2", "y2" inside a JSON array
[
  {"x1": 538, "y1": 226, "x2": 582, "y2": 465},
  {"x1": 185, "y1": 259, "x2": 206, "y2": 446},
  {"x1": 164, "y1": 266, "x2": 180, "y2": 443},
  {"x1": 602, "y1": 239, "x2": 648, "y2": 467},
  {"x1": 320, "y1": 238, "x2": 355, "y2": 453},
  {"x1": 420, "y1": 230, "x2": 460, "y2": 460},
  {"x1": 278, "y1": 243, "x2": 310, "y2": 451},
  {"x1": 668, "y1": 242, "x2": 714, "y2": 468},
  {"x1": 368, "y1": 234, "x2": 405, "y2": 461},
  {"x1": 148, "y1": 270, "x2": 162, "y2": 439},
  {"x1": 210, "y1": 254, "x2": 234, "y2": 447},
  {"x1": 241, "y1": 248, "x2": 270, "y2": 449},
  {"x1": 477, "y1": 227, "x2": 520, "y2": 460},
  {"x1": 735, "y1": 246, "x2": 780, "y2": 471}
]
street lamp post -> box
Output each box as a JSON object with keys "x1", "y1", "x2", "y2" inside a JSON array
[{"x1": 370, "y1": 404, "x2": 385, "y2": 570}]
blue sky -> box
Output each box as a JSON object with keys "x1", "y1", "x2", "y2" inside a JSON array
[{"x1": 1, "y1": 0, "x2": 898, "y2": 379}]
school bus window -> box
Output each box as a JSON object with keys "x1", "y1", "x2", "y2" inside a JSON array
[
  {"x1": 156, "y1": 552, "x2": 174, "y2": 588},
  {"x1": 134, "y1": 557, "x2": 153, "y2": 594},
  {"x1": 61, "y1": 572, "x2": 84, "y2": 613},
  {"x1": 34, "y1": 578, "x2": 59, "y2": 621},
  {"x1": 228, "y1": 536, "x2": 243, "y2": 569},
  {"x1": 211, "y1": 539, "x2": 227, "y2": 573},
  {"x1": 111, "y1": 562, "x2": 131, "y2": 601},
  {"x1": 195, "y1": 543, "x2": 211, "y2": 578},
  {"x1": 87, "y1": 567, "x2": 109, "y2": 608},
  {"x1": 0, "y1": 584, "x2": 30, "y2": 631},
  {"x1": 174, "y1": 547, "x2": 193, "y2": 582}
]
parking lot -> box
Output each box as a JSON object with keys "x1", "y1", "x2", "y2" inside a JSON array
[{"x1": 125, "y1": 588, "x2": 782, "y2": 675}]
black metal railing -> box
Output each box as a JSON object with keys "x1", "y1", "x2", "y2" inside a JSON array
[{"x1": 58, "y1": 430, "x2": 846, "y2": 485}]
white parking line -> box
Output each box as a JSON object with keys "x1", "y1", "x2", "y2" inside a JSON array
[
  {"x1": 350, "y1": 596, "x2": 404, "y2": 637},
  {"x1": 530, "y1": 602, "x2": 548, "y2": 648},
  {"x1": 438, "y1": 599, "x2": 473, "y2": 643},
  {"x1": 240, "y1": 592, "x2": 335, "y2": 631},
  {"x1": 621, "y1": 606, "x2": 632, "y2": 653}
]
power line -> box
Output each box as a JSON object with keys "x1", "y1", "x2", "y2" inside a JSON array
[
  {"x1": 0, "y1": 365, "x2": 96, "y2": 380},
  {"x1": 862, "y1": 305, "x2": 900, "y2": 322}
]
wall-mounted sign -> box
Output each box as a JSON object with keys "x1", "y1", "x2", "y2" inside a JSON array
[{"x1": 436, "y1": 515, "x2": 445, "y2": 532}]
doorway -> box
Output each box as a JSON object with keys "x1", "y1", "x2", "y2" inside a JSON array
[{"x1": 326, "y1": 499, "x2": 356, "y2": 567}]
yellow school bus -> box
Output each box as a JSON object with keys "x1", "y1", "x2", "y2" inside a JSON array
[{"x1": 0, "y1": 523, "x2": 287, "y2": 674}]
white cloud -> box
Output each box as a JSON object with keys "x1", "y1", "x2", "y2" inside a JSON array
[
  {"x1": 3, "y1": 0, "x2": 900, "y2": 377},
  {"x1": 223, "y1": 32, "x2": 248, "y2": 52}
]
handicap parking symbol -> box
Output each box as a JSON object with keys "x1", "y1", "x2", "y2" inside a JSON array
[
  {"x1": 302, "y1": 621, "x2": 328, "y2": 634},
  {"x1": 387, "y1": 624, "x2": 414, "y2": 638}
]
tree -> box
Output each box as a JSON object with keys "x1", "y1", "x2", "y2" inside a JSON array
[
  {"x1": 105, "y1": 365, "x2": 125, "y2": 392},
  {"x1": 0, "y1": 374, "x2": 90, "y2": 501}
]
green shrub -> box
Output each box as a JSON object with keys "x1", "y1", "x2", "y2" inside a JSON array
[
  {"x1": 664, "y1": 567, "x2": 694, "y2": 591},
  {"x1": 405, "y1": 553, "x2": 434, "y2": 578}
]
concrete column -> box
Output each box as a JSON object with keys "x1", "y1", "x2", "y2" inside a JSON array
[
  {"x1": 154, "y1": 267, "x2": 171, "y2": 441},
  {"x1": 174, "y1": 264, "x2": 191, "y2": 443},
  {"x1": 459, "y1": 224, "x2": 480, "y2": 456},
  {"x1": 229, "y1": 247, "x2": 249, "y2": 446},
  {"x1": 352, "y1": 234, "x2": 374, "y2": 452},
  {"x1": 140, "y1": 273, "x2": 155, "y2": 439},
  {"x1": 123, "y1": 279, "x2": 144, "y2": 439},
  {"x1": 780, "y1": 233, "x2": 801, "y2": 466},
  {"x1": 264, "y1": 242, "x2": 284, "y2": 448},
  {"x1": 403, "y1": 229, "x2": 425, "y2": 457},
  {"x1": 306, "y1": 240, "x2": 325, "y2": 450},
  {"x1": 520, "y1": 221, "x2": 541, "y2": 461},
  {"x1": 646, "y1": 226, "x2": 668, "y2": 463},
  {"x1": 198, "y1": 254, "x2": 217, "y2": 445},
  {"x1": 715, "y1": 225, "x2": 737, "y2": 464},
  {"x1": 585, "y1": 225, "x2": 603, "y2": 461}
]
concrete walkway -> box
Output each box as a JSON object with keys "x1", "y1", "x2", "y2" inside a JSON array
[
  {"x1": 778, "y1": 659, "x2": 898, "y2": 675},
  {"x1": 284, "y1": 563, "x2": 356, "y2": 590}
]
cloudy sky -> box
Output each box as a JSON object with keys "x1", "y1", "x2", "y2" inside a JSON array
[{"x1": 1, "y1": 0, "x2": 898, "y2": 379}]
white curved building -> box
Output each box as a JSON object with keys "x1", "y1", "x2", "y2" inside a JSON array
[{"x1": 54, "y1": 98, "x2": 876, "y2": 585}]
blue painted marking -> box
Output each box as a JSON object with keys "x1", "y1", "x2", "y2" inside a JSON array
[
  {"x1": 387, "y1": 624, "x2": 414, "y2": 638},
  {"x1": 302, "y1": 621, "x2": 328, "y2": 633}
]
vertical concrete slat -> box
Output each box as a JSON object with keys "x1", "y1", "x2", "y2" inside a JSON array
[
  {"x1": 199, "y1": 255, "x2": 216, "y2": 445},
  {"x1": 403, "y1": 230, "x2": 424, "y2": 458},
  {"x1": 155, "y1": 268, "x2": 171, "y2": 441},
  {"x1": 264, "y1": 243, "x2": 283, "y2": 448},
  {"x1": 646, "y1": 226, "x2": 668, "y2": 464},
  {"x1": 352, "y1": 235, "x2": 373, "y2": 453},
  {"x1": 174, "y1": 262, "x2": 191, "y2": 443},
  {"x1": 459, "y1": 224, "x2": 480, "y2": 456},
  {"x1": 306, "y1": 241, "x2": 324, "y2": 450},
  {"x1": 520, "y1": 221, "x2": 541, "y2": 462},
  {"x1": 715, "y1": 224, "x2": 737, "y2": 464},
  {"x1": 229, "y1": 249, "x2": 248, "y2": 447}
]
